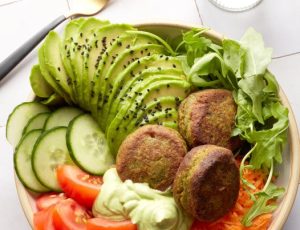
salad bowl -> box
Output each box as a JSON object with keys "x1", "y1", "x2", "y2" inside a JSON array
[{"x1": 14, "y1": 21, "x2": 300, "y2": 230}]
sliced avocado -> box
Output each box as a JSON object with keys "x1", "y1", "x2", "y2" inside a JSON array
[
  {"x1": 90, "y1": 32, "x2": 162, "y2": 121},
  {"x1": 105, "y1": 55, "x2": 184, "y2": 127},
  {"x1": 82, "y1": 24, "x2": 135, "y2": 110},
  {"x1": 107, "y1": 76, "x2": 187, "y2": 134},
  {"x1": 106, "y1": 79, "x2": 190, "y2": 154},
  {"x1": 61, "y1": 18, "x2": 86, "y2": 102},
  {"x1": 38, "y1": 44, "x2": 72, "y2": 104},
  {"x1": 40, "y1": 93, "x2": 65, "y2": 106},
  {"x1": 114, "y1": 96, "x2": 179, "y2": 148},
  {"x1": 115, "y1": 108, "x2": 178, "y2": 149},
  {"x1": 105, "y1": 67, "x2": 183, "y2": 129},
  {"x1": 93, "y1": 31, "x2": 176, "y2": 124},
  {"x1": 30, "y1": 64, "x2": 53, "y2": 98},
  {"x1": 97, "y1": 44, "x2": 167, "y2": 129},
  {"x1": 43, "y1": 31, "x2": 75, "y2": 103},
  {"x1": 140, "y1": 108, "x2": 178, "y2": 126},
  {"x1": 70, "y1": 18, "x2": 110, "y2": 109}
]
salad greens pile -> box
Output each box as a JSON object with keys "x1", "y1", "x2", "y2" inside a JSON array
[{"x1": 177, "y1": 27, "x2": 288, "y2": 226}]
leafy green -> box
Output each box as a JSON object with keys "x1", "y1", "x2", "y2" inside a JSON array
[
  {"x1": 240, "y1": 28, "x2": 273, "y2": 77},
  {"x1": 248, "y1": 102, "x2": 289, "y2": 167},
  {"x1": 176, "y1": 28, "x2": 222, "y2": 66},
  {"x1": 238, "y1": 75, "x2": 265, "y2": 124},
  {"x1": 242, "y1": 183, "x2": 285, "y2": 226},
  {"x1": 178, "y1": 27, "x2": 289, "y2": 226},
  {"x1": 223, "y1": 39, "x2": 246, "y2": 79},
  {"x1": 188, "y1": 53, "x2": 233, "y2": 89}
]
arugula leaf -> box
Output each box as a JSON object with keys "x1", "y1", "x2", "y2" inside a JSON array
[
  {"x1": 238, "y1": 75, "x2": 265, "y2": 124},
  {"x1": 263, "y1": 70, "x2": 279, "y2": 95},
  {"x1": 233, "y1": 89, "x2": 256, "y2": 136},
  {"x1": 223, "y1": 39, "x2": 246, "y2": 79},
  {"x1": 248, "y1": 102, "x2": 289, "y2": 168},
  {"x1": 188, "y1": 53, "x2": 236, "y2": 89},
  {"x1": 242, "y1": 183, "x2": 285, "y2": 227},
  {"x1": 177, "y1": 28, "x2": 222, "y2": 66},
  {"x1": 240, "y1": 28, "x2": 273, "y2": 77}
]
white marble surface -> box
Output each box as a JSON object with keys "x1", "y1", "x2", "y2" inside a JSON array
[{"x1": 0, "y1": 0, "x2": 299, "y2": 229}]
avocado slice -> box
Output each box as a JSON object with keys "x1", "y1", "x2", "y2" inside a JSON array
[
  {"x1": 97, "y1": 44, "x2": 167, "y2": 129},
  {"x1": 104, "y1": 54, "x2": 185, "y2": 127},
  {"x1": 107, "y1": 76, "x2": 187, "y2": 132},
  {"x1": 38, "y1": 43, "x2": 72, "y2": 104},
  {"x1": 69, "y1": 18, "x2": 110, "y2": 109},
  {"x1": 82, "y1": 24, "x2": 136, "y2": 110},
  {"x1": 90, "y1": 32, "x2": 163, "y2": 121},
  {"x1": 91, "y1": 30, "x2": 176, "y2": 124},
  {"x1": 114, "y1": 109, "x2": 178, "y2": 150},
  {"x1": 43, "y1": 31, "x2": 75, "y2": 103},
  {"x1": 61, "y1": 18, "x2": 86, "y2": 102},
  {"x1": 106, "y1": 79, "x2": 190, "y2": 154},
  {"x1": 40, "y1": 93, "x2": 65, "y2": 106},
  {"x1": 105, "y1": 67, "x2": 183, "y2": 129},
  {"x1": 30, "y1": 64, "x2": 53, "y2": 98},
  {"x1": 113, "y1": 96, "x2": 180, "y2": 149}
]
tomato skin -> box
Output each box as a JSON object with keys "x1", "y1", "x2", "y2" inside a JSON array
[
  {"x1": 57, "y1": 165, "x2": 103, "y2": 208},
  {"x1": 33, "y1": 205, "x2": 56, "y2": 230},
  {"x1": 86, "y1": 216, "x2": 137, "y2": 230},
  {"x1": 52, "y1": 198, "x2": 91, "y2": 230},
  {"x1": 36, "y1": 193, "x2": 66, "y2": 211}
]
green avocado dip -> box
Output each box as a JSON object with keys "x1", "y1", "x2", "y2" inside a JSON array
[{"x1": 92, "y1": 168, "x2": 193, "y2": 230}]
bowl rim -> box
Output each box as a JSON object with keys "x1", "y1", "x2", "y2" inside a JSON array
[{"x1": 15, "y1": 21, "x2": 300, "y2": 230}]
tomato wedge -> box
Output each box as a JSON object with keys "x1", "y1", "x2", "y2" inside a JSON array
[
  {"x1": 57, "y1": 165, "x2": 103, "y2": 208},
  {"x1": 36, "y1": 193, "x2": 66, "y2": 211},
  {"x1": 86, "y1": 216, "x2": 137, "y2": 230},
  {"x1": 33, "y1": 205, "x2": 56, "y2": 230},
  {"x1": 52, "y1": 198, "x2": 91, "y2": 230}
]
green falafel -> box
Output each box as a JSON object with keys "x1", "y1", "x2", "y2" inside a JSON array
[
  {"x1": 116, "y1": 125, "x2": 187, "y2": 191},
  {"x1": 173, "y1": 144, "x2": 239, "y2": 222},
  {"x1": 178, "y1": 89, "x2": 237, "y2": 149}
]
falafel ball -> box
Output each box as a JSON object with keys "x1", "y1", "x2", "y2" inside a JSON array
[
  {"x1": 173, "y1": 145, "x2": 239, "y2": 222},
  {"x1": 178, "y1": 89, "x2": 237, "y2": 150},
  {"x1": 116, "y1": 125, "x2": 187, "y2": 191}
]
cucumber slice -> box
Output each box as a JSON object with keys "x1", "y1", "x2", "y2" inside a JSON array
[
  {"x1": 30, "y1": 64, "x2": 54, "y2": 98},
  {"x1": 6, "y1": 102, "x2": 50, "y2": 147},
  {"x1": 14, "y1": 130, "x2": 49, "y2": 192},
  {"x1": 32, "y1": 127, "x2": 72, "y2": 191},
  {"x1": 44, "y1": 107, "x2": 83, "y2": 130},
  {"x1": 23, "y1": 112, "x2": 50, "y2": 135},
  {"x1": 67, "y1": 114, "x2": 114, "y2": 175}
]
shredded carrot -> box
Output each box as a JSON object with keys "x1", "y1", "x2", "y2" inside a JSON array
[{"x1": 191, "y1": 160, "x2": 272, "y2": 230}]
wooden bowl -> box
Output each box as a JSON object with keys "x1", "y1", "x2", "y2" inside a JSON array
[{"x1": 15, "y1": 22, "x2": 300, "y2": 229}]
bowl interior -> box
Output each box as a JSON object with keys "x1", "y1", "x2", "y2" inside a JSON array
[{"x1": 15, "y1": 22, "x2": 300, "y2": 229}]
